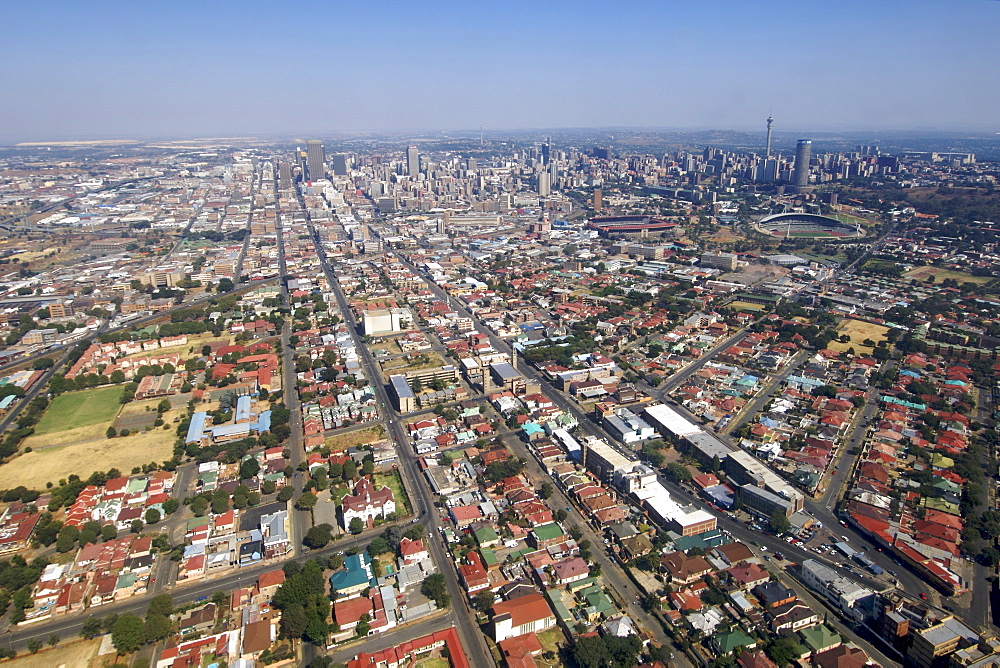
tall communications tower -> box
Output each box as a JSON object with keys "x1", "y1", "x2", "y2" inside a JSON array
[{"x1": 765, "y1": 114, "x2": 774, "y2": 158}]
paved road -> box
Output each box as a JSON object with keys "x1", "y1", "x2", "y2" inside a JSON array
[
  {"x1": 323, "y1": 611, "x2": 454, "y2": 665},
  {"x1": 1, "y1": 517, "x2": 408, "y2": 652},
  {"x1": 302, "y1": 197, "x2": 496, "y2": 666},
  {"x1": 272, "y1": 172, "x2": 307, "y2": 561}
]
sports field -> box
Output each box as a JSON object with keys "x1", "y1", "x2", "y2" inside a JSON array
[
  {"x1": 33, "y1": 386, "x2": 123, "y2": 435},
  {"x1": 903, "y1": 266, "x2": 991, "y2": 285}
]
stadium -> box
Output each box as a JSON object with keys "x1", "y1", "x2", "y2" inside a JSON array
[
  {"x1": 587, "y1": 215, "x2": 678, "y2": 239},
  {"x1": 755, "y1": 212, "x2": 866, "y2": 240}
]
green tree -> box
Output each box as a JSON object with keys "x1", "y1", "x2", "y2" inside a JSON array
[
  {"x1": 342, "y1": 459, "x2": 357, "y2": 481},
  {"x1": 211, "y1": 488, "x2": 230, "y2": 514},
  {"x1": 162, "y1": 498, "x2": 180, "y2": 515},
  {"x1": 279, "y1": 604, "x2": 308, "y2": 639},
  {"x1": 81, "y1": 616, "x2": 103, "y2": 639},
  {"x1": 111, "y1": 614, "x2": 146, "y2": 654},
  {"x1": 472, "y1": 590, "x2": 495, "y2": 612},
  {"x1": 148, "y1": 594, "x2": 173, "y2": 617},
  {"x1": 145, "y1": 508, "x2": 161, "y2": 525},
  {"x1": 304, "y1": 524, "x2": 333, "y2": 549},
  {"x1": 26, "y1": 639, "x2": 41, "y2": 654},
  {"x1": 766, "y1": 636, "x2": 806, "y2": 666},
  {"x1": 349, "y1": 517, "x2": 364, "y2": 535},
  {"x1": 295, "y1": 492, "x2": 317, "y2": 511},
  {"x1": 240, "y1": 457, "x2": 261, "y2": 480},
  {"x1": 190, "y1": 496, "x2": 209, "y2": 516},
  {"x1": 143, "y1": 613, "x2": 173, "y2": 644},
  {"x1": 769, "y1": 509, "x2": 792, "y2": 535},
  {"x1": 356, "y1": 613, "x2": 370, "y2": 637},
  {"x1": 101, "y1": 524, "x2": 118, "y2": 541},
  {"x1": 420, "y1": 573, "x2": 450, "y2": 608},
  {"x1": 665, "y1": 462, "x2": 692, "y2": 483}
]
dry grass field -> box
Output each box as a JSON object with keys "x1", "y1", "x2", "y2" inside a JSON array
[
  {"x1": 903, "y1": 266, "x2": 990, "y2": 285},
  {"x1": 325, "y1": 426, "x2": 386, "y2": 451},
  {"x1": 827, "y1": 319, "x2": 891, "y2": 355},
  {"x1": 0, "y1": 427, "x2": 174, "y2": 489}
]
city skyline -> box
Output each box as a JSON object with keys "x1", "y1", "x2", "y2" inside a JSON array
[{"x1": 2, "y1": 0, "x2": 999, "y2": 141}]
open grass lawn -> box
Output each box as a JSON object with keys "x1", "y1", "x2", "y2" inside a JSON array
[
  {"x1": 536, "y1": 628, "x2": 566, "y2": 664},
  {"x1": 34, "y1": 386, "x2": 123, "y2": 436},
  {"x1": 828, "y1": 319, "x2": 890, "y2": 356},
  {"x1": 0, "y1": 422, "x2": 175, "y2": 490},
  {"x1": 374, "y1": 470, "x2": 412, "y2": 516},
  {"x1": 415, "y1": 658, "x2": 449, "y2": 668},
  {"x1": 903, "y1": 266, "x2": 991, "y2": 285},
  {"x1": 325, "y1": 426, "x2": 386, "y2": 451},
  {"x1": 3, "y1": 638, "x2": 100, "y2": 668}
]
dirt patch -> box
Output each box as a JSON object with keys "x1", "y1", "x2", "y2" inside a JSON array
[{"x1": 1, "y1": 638, "x2": 100, "y2": 668}]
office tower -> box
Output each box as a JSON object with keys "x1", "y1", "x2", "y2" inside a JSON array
[
  {"x1": 306, "y1": 140, "x2": 325, "y2": 181},
  {"x1": 332, "y1": 153, "x2": 349, "y2": 176},
  {"x1": 593, "y1": 188, "x2": 602, "y2": 212},
  {"x1": 793, "y1": 139, "x2": 812, "y2": 189},
  {"x1": 407, "y1": 146, "x2": 420, "y2": 177},
  {"x1": 537, "y1": 171, "x2": 551, "y2": 197},
  {"x1": 466, "y1": 157, "x2": 477, "y2": 172},
  {"x1": 765, "y1": 115, "x2": 774, "y2": 158},
  {"x1": 278, "y1": 162, "x2": 292, "y2": 189},
  {"x1": 541, "y1": 138, "x2": 550, "y2": 165},
  {"x1": 296, "y1": 149, "x2": 307, "y2": 178}
]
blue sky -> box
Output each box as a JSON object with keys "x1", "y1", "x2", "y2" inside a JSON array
[{"x1": 1, "y1": 0, "x2": 998, "y2": 139}]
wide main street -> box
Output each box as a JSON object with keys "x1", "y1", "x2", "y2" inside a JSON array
[{"x1": 301, "y1": 195, "x2": 497, "y2": 666}]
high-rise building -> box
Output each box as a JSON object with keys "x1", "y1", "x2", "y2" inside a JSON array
[
  {"x1": 332, "y1": 153, "x2": 349, "y2": 176},
  {"x1": 306, "y1": 140, "x2": 325, "y2": 181},
  {"x1": 593, "y1": 188, "x2": 603, "y2": 212},
  {"x1": 537, "y1": 171, "x2": 551, "y2": 197},
  {"x1": 278, "y1": 162, "x2": 292, "y2": 189},
  {"x1": 793, "y1": 139, "x2": 812, "y2": 189},
  {"x1": 407, "y1": 146, "x2": 420, "y2": 177},
  {"x1": 541, "y1": 138, "x2": 551, "y2": 165}
]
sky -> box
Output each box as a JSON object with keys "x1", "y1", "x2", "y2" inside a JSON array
[{"x1": 2, "y1": 0, "x2": 999, "y2": 140}]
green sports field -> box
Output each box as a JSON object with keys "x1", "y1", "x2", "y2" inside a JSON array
[{"x1": 33, "y1": 386, "x2": 124, "y2": 435}]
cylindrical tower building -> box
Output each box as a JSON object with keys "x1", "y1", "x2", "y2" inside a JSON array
[{"x1": 793, "y1": 139, "x2": 812, "y2": 188}]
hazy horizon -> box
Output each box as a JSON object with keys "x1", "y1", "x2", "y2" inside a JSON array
[{"x1": 3, "y1": 0, "x2": 999, "y2": 141}]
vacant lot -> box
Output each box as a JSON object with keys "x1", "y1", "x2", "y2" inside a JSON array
[
  {"x1": 903, "y1": 266, "x2": 991, "y2": 285},
  {"x1": 828, "y1": 319, "x2": 891, "y2": 355},
  {"x1": 34, "y1": 386, "x2": 123, "y2": 436},
  {"x1": 0, "y1": 424, "x2": 175, "y2": 490},
  {"x1": 325, "y1": 426, "x2": 387, "y2": 451},
  {"x1": 3, "y1": 638, "x2": 100, "y2": 668},
  {"x1": 380, "y1": 351, "x2": 447, "y2": 374}
]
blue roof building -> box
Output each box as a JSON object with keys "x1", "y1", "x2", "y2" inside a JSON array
[
  {"x1": 234, "y1": 395, "x2": 252, "y2": 423},
  {"x1": 186, "y1": 412, "x2": 208, "y2": 444}
]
